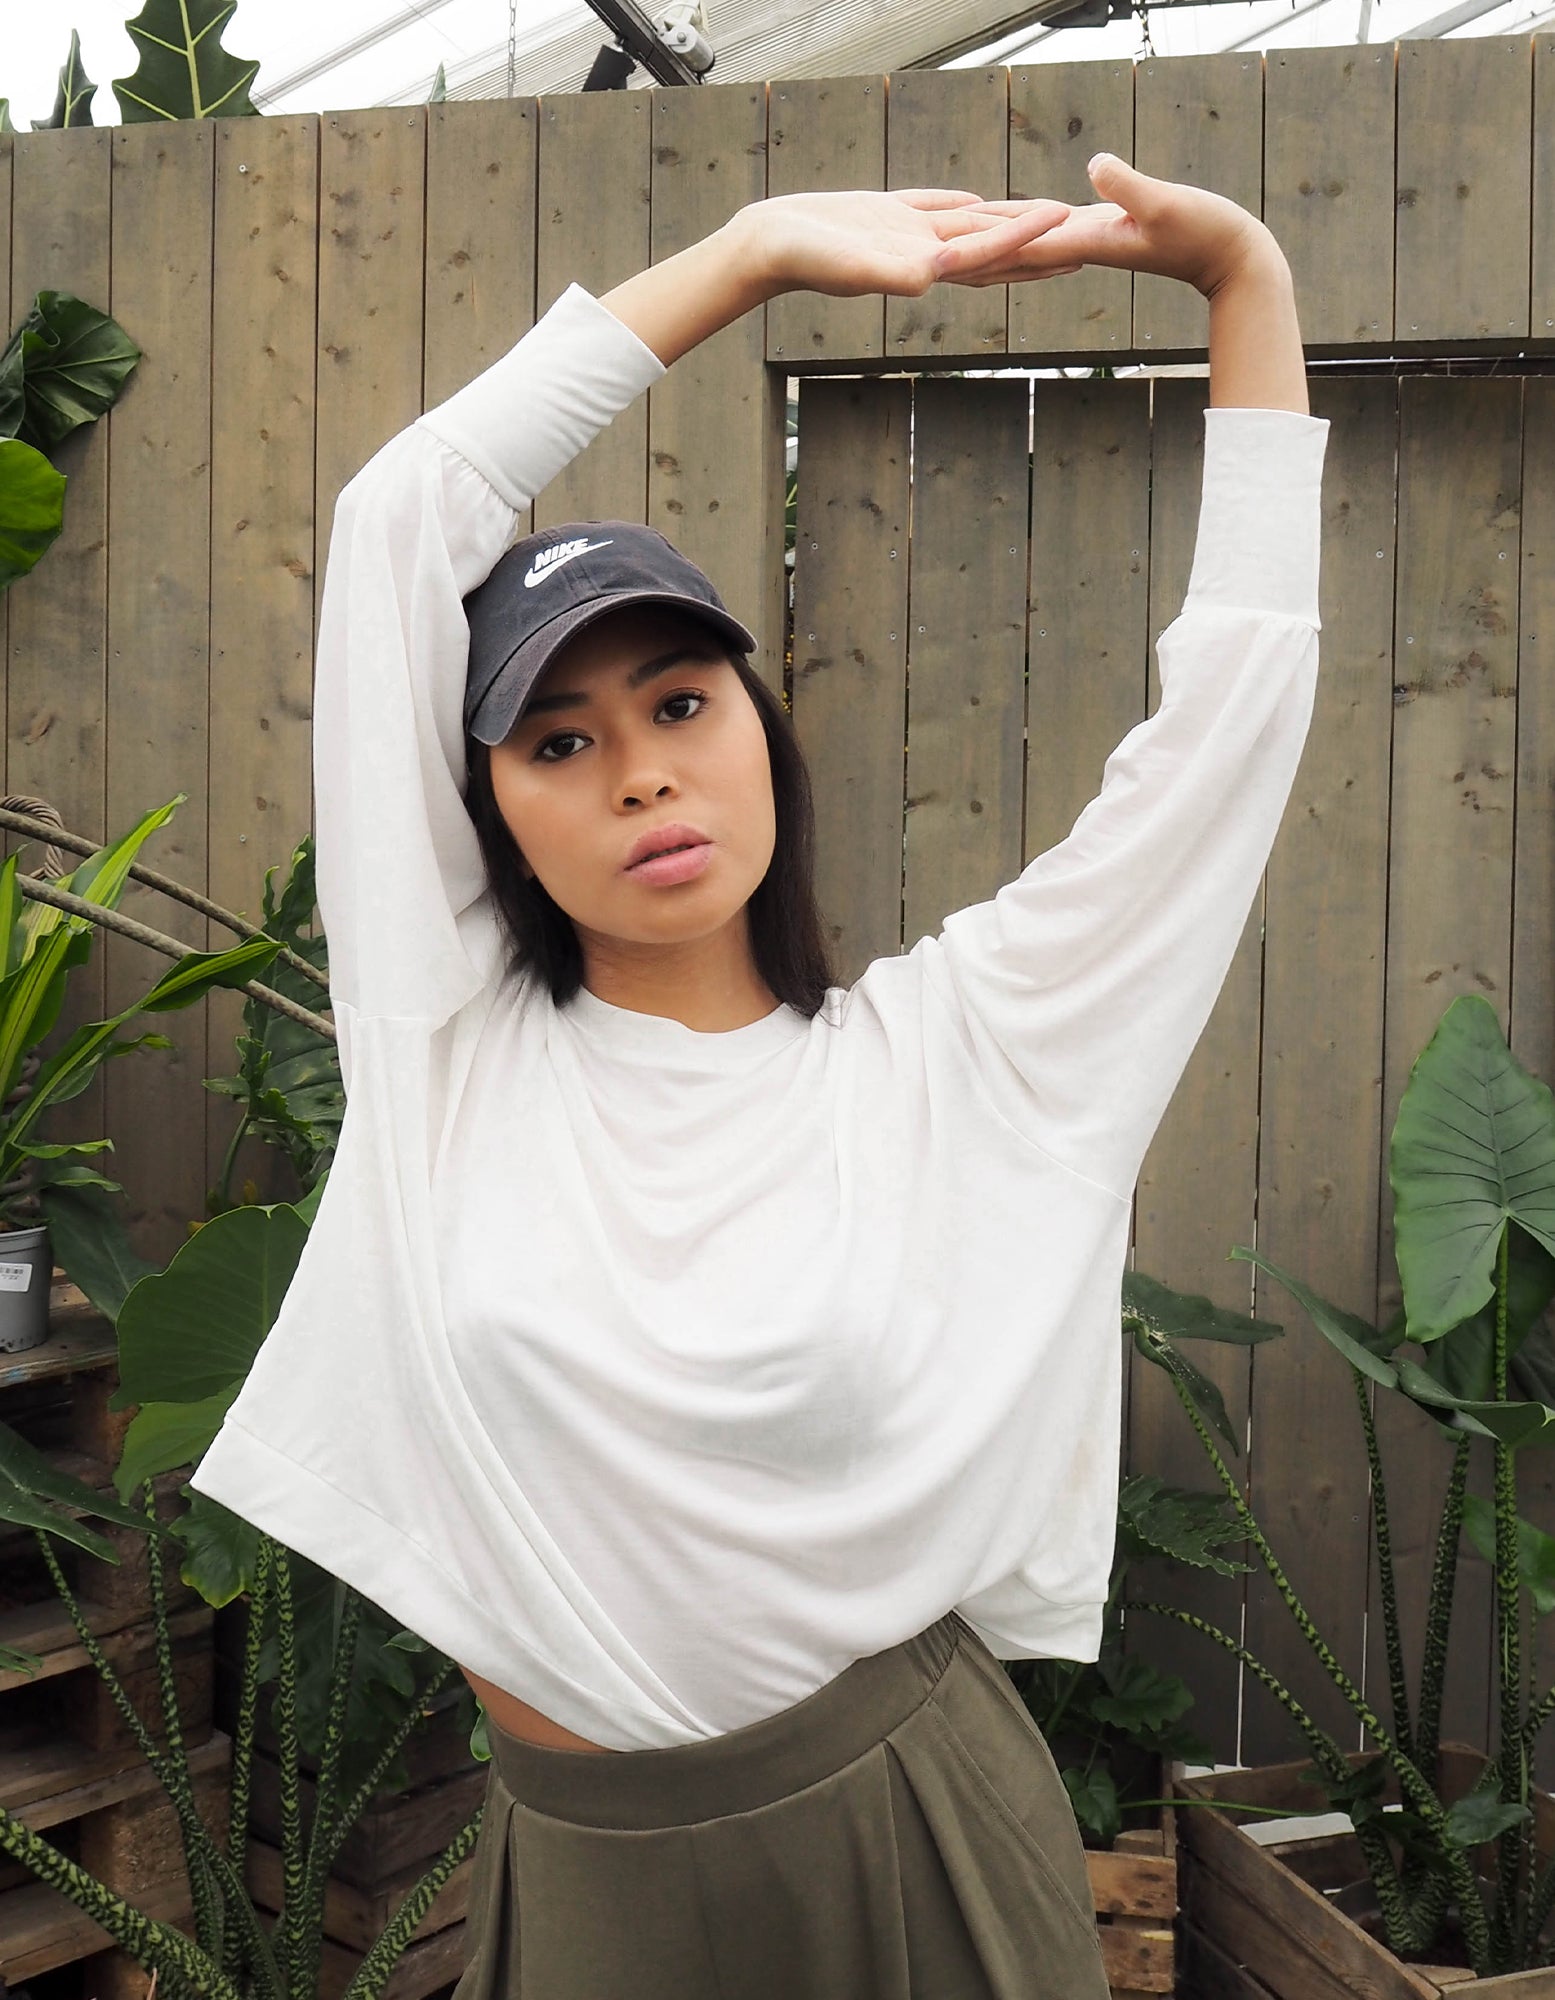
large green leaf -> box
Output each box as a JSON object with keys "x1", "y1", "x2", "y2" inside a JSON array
[
  {"x1": 114, "y1": 0, "x2": 261, "y2": 122},
  {"x1": 115, "y1": 1390, "x2": 239, "y2": 1501},
  {"x1": 172, "y1": 1488, "x2": 261, "y2": 1607},
  {"x1": 1116, "y1": 1474, "x2": 1252, "y2": 1577},
  {"x1": 0, "y1": 293, "x2": 140, "y2": 456},
  {"x1": 1444, "y1": 1791, "x2": 1531, "y2": 1850},
  {"x1": 32, "y1": 30, "x2": 97, "y2": 130},
  {"x1": 1392, "y1": 994, "x2": 1555, "y2": 1343},
  {"x1": 1462, "y1": 1493, "x2": 1555, "y2": 1615},
  {"x1": 37, "y1": 1178, "x2": 157, "y2": 1324},
  {"x1": 0, "y1": 1416, "x2": 175, "y2": 1566},
  {"x1": 1391, "y1": 1358, "x2": 1555, "y2": 1449},
  {"x1": 1063, "y1": 1763, "x2": 1123, "y2": 1844},
  {"x1": 9, "y1": 935, "x2": 281, "y2": 1159},
  {"x1": 1122, "y1": 1268, "x2": 1285, "y2": 1348},
  {"x1": 113, "y1": 1201, "x2": 309, "y2": 1408},
  {"x1": 0, "y1": 436, "x2": 66, "y2": 590},
  {"x1": 0, "y1": 102, "x2": 15, "y2": 135},
  {"x1": 1228, "y1": 1245, "x2": 1401, "y2": 1387},
  {"x1": 1129, "y1": 1317, "x2": 1244, "y2": 1455}
]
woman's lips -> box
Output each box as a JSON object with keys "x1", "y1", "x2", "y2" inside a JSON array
[{"x1": 625, "y1": 841, "x2": 713, "y2": 887}]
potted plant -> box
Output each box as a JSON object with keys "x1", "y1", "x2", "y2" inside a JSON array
[{"x1": 1120, "y1": 991, "x2": 1555, "y2": 1990}]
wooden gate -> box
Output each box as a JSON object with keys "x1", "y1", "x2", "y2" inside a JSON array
[{"x1": 790, "y1": 369, "x2": 1555, "y2": 1772}]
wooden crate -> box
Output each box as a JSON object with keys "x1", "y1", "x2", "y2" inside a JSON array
[
  {"x1": 1, "y1": 1280, "x2": 228, "y2": 2000},
  {"x1": 0, "y1": 1724, "x2": 232, "y2": 1991},
  {"x1": 1088, "y1": 1815, "x2": 1178, "y2": 1997},
  {"x1": 1174, "y1": 1744, "x2": 1555, "y2": 1997}
]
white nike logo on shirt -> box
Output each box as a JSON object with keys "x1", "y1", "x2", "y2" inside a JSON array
[{"x1": 523, "y1": 538, "x2": 613, "y2": 587}]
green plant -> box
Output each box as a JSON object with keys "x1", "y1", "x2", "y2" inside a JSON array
[
  {"x1": 1003, "y1": 1468, "x2": 1250, "y2": 1845},
  {"x1": 204, "y1": 837, "x2": 343, "y2": 1213},
  {"x1": 0, "y1": 288, "x2": 139, "y2": 591},
  {"x1": 1125, "y1": 991, "x2": 1555, "y2": 1977},
  {"x1": 0, "y1": 795, "x2": 276, "y2": 1232},
  {"x1": 2, "y1": 0, "x2": 261, "y2": 131},
  {"x1": 0, "y1": 827, "x2": 486, "y2": 1998}
]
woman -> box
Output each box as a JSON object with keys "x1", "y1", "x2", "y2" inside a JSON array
[{"x1": 189, "y1": 153, "x2": 1327, "y2": 1996}]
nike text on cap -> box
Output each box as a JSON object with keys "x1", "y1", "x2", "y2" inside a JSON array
[{"x1": 461, "y1": 520, "x2": 759, "y2": 748}]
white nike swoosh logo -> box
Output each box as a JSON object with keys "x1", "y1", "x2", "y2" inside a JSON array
[{"x1": 523, "y1": 540, "x2": 613, "y2": 588}]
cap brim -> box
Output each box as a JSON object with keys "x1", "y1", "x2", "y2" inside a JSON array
[{"x1": 466, "y1": 589, "x2": 760, "y2": 747}]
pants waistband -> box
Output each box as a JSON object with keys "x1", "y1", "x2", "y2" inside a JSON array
[{"x1": 484, "y1": 1609, "x2": 969, "y2": 1831}]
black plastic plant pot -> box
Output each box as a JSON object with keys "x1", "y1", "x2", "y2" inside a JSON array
[{"x1": 0, "y1": 1221, "x2": 52, "y2": 1351}]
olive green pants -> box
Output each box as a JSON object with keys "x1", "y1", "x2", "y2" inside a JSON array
[{"x1": 451, "y1": 1609, "x2": 1110, "y2": 1999}]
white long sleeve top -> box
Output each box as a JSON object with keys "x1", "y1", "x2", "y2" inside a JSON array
[{"x1": 187, "y1": 282, "x2": 1330, "y2": 1751}]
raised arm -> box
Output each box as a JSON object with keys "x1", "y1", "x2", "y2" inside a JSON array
[{"x1": 864, "y1": 161, "x2": 1331, "y2": 1201}]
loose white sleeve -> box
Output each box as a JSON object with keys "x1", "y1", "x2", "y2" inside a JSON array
[
  {"x1": 909, "y1": 406, "x2": 1331, "y2": 1203},
  {"x1": 312, "y1": 282, "x2": 666, "y2": 1036}
]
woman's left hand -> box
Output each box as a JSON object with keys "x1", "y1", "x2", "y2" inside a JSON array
[{"x1": 937, "y1": 155, "x2": 1277, "y2": 298}]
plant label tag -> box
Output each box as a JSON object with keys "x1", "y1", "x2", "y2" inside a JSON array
[{"x1": 0, "y1": 1262, "x2": 34, "y2": 1293}]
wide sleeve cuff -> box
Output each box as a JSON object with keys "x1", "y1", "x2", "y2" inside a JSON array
[
  {"x1": 415, "y1": 281, "x2": 667, "y2": 512},
  {"x1": 1182, "y1": 406, "x2": 1330, "y2": 629}
]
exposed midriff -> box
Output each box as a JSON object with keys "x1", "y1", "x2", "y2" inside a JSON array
[{"x1": 458, "y1": 1665, "x2": 619, "y2": 1752}]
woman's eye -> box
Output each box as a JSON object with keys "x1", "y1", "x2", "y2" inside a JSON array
[
  {"x1": 658, "y1": 689, "x2": 708, "y2": 723},
  {"x1": 534, "y1": 731, "x2": 586, "y2": 763}
]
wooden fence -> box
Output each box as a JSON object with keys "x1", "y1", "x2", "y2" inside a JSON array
[{"x1": 1, "y1": 38, "x2": 1552, "y2": 1772}]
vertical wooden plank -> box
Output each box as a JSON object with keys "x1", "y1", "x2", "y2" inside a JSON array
[
  {"x1": 1534, "y1": 37, "x2": 1555, "y2": 345},
  {"x1": 1397, "y1": 39, "x2": 1531, "y2": 346},
  {"x1": 104, "y1": 121, "x2": 215, "y2": 1263},
  {"x1": 1263, "y1": 45, "x2": 1393, "y2": 350},
  {"x1": 1133, "y1": 54, "x2": 1263, "y2": 358},
  {"x1": 425, "y1": 100, "x2": 536, "y2": 403},
  {"x1": 766, "y1": 76, "x2": 885, "y2": 365},
  {"x1": 6, "y1": 130, "x2": 113, "y2": 1159},
  {"x1": 314, "y1": 108, "x2": 427, "y2": 637},
  {"x1": 1124, "y1": 382, "x2": 1261, "y2": 1764},
  {"x1": 790, "y1": 380, "x2": 909, "y2": 984},
  {"x1": 1513, "y1": 376, "x2": 1555, "y2": 1793},
  {"x1": 648, "y1": 80, "x2": 786, "y2": 690},
  {"x1": 1240, "y1": 381, "x2": 1397, "y2": 1768},
  {"x1": 534, "y1": 92, "x2": 651, "y2": 529},
  {"x1": 885, "y1": 67, "x2": 1009, "y2": 361},
  {"x1": 902, "y1": 380, "x2": 1027, "y2": 949},
  {"x1": 425, "y1": 97, "x2": 536, "y2": 547},
  {"x1": 206, "y1": 116, "x2": 320, "y2": 1212},
  {"x1": 1024, "y1": 382, "x2": 1152, "y2": 871},
  {"x1": 1368, "y1": 376, "x2": 1523, "y2": 1758},
  {"x1": 1008, "y1": 59, "x2": 1134, "y2": 361}
]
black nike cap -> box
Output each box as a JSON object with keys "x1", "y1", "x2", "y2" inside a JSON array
[{"x1": 461, "y1": 520, "x2": 759, "y2": 748}]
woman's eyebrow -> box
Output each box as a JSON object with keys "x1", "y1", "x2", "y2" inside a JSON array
[{"x1": 521, "y1": 645, "x2": 722, "y2": 718}]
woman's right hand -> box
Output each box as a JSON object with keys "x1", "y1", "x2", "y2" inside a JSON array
[{"x1": 730, "y1": 188, "x2": 1077, "y2": 300}]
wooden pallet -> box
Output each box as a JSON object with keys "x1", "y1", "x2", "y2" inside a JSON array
[
  {"x1": 1, "y1": 1282, "x2": 227, "y2": 2000},
  {"x1": 0, "y1": 1725, "x2": 232, "y2": 1991}
]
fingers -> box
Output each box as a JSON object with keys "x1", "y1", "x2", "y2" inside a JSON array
[
  {"x1": 888, "y1": 187, "x2": 986, "y2": 211},
  {"x1": 933, "y1": 203, "x2": 1071, "y2": 277}
]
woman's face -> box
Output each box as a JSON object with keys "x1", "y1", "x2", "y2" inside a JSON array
[{"x1": 485, "y1": 602, "x2": 777, "y2": 959}]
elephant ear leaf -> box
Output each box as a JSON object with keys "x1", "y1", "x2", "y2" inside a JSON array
[
  {"x1": 32, "y1": 29, "x2": 97, "y2": 130},
  {"x1": 0, "y1": 438, "x2": 66, "y2": 592},
  {"x1": 115, "y1": 0, "x2": 261, "y2": 122},
  {"x1": 3, "y1": 293, "x2": 141, "y2": 457}
]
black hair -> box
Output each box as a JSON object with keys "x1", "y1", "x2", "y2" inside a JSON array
[{"x1": 463, "y1": 647, "x2": 836, "y2": 1018}]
